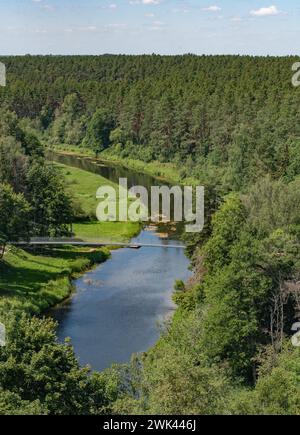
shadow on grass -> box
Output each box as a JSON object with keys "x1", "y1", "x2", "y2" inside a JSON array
[
  {"x1": 0, "y1": 247, "x2": 108, "y2": 300},
  {"x1": 0, "y1": 260, "x2": 64, "y2": 294}
]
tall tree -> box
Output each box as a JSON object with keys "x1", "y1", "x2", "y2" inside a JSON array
[{"x1": 0, "y1": 184, "x2": 31, "y2": 258}]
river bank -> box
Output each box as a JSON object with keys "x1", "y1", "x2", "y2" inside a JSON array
[
  {"x1": 50, "y1": 144, "x2": 198, "y2": 185},
  {"x1": 55, "y1": 162, "x2": 142, "y2": 241},
  {"x1": 0, "y1": 245, "x2": 110, "y2": 315}
]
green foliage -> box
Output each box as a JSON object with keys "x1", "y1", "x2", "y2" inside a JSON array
[
  {"x1": 0, "y1": 135, "x2": 28, "y2": 193},
  {"x1": 0, "y1": 389, "x2": 47, "y2": 415},
  {"x1": 0, "y1": 313, "x2": 112, "y2": 415},
  {"x1": 51, "y1": 94, "x2": 85, "y2": 146},
  {"x1": 82, "y1": 109, "x2": 113, "y2": 154},
  {"x1": 112, "y1": 310, "x2": 232, "y2": 415},
  {"x1": 110, "y1": 128, "x2": 126, "y2": 146},
  {"x1": 25, "y1": 162, "x2": 73, "y2": 237},
  {"x1": 199, "y1": 188, "x2": 300, "y2": 380},
  {"x1": 203, "y1": 194, "x2": 246, "y2": 273},
  {"x1": 0, "y1": 108, "x2": 73, "y2": 238},
  {"x1": 244, "y1": 177, "x2": 300, "y2": 237},
  {"x1": 0, "y1": 184, "x2": 31, "y2": 256},
  {"x1": 228, "y1": 345, "x2": 300, "y2": 415},
  {"x1": 21, "y1": 131, "x2": 44, "y2": 157},
  {"x1": 202, "y1": 259, "x2": 271, "y2": 379}
]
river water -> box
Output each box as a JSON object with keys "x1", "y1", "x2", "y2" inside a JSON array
[{"x1": 50, "y1": 153, "x2": 192, "y2": 372}]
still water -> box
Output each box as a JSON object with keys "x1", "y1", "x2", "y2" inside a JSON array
[{"x1": 51, "y1": 153, "x2": 192, "y2": 371}]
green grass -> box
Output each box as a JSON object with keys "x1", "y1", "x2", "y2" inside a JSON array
[
  {"x1": 55, "y1": 163, "x2": 141, "y2": 241},
  {"x1": 0, "y1": 246, "x2": 109, "y2": 314},
  {"x1": 57, "y1": 162, "x2": 118, "y2": 218},
  {"x1": 73, "y1": 221, "x2": 141, "y2": 242}
]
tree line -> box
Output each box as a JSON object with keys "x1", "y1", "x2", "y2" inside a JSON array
[{"x1": 1, "y1": 54, "x2": 300, "y2": 191}]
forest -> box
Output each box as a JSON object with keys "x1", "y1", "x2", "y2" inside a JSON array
[{"x1": 0, "y1": 55, "x2": 300, "y2": 415}]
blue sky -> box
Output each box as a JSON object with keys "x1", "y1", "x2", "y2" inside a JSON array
[{"x1": 0, "y1": 0, "x2": 299, "y2": 55}]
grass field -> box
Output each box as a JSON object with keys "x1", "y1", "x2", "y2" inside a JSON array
[
  {"x1": 0, "y1": 246, "x2": 109, "y2": 314},
  {"x1": 56, "y1": 163, "x2": 141, "y2": 241}
]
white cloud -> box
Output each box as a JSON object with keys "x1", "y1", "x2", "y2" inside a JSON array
[
  {"x1": 142, "y1": 0, "x2": 161, "y2": 4},
  {"x1": 250, "y1": 5, "x2": 281, "y2": 17},
  {"x1": 129, "y1": 0, "x2": 161, "y2": 4},
  {"x1": 203, "y1": 6, "x2": 221, "y2": 12},
  {"x1": 41, "y1": 4, "x2": 54, "y2": 12}
]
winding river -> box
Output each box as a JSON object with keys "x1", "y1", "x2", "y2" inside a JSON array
[{"x1": 50, "y1": 153, "x2": 192, "y2": 372}]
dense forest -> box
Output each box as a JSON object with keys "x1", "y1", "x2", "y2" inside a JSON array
[
  {"x1": 1, "y1": 55, "x2": 300, "y2": 415},
  {"x1": 1, "y1": 55, "x2": 300, "y2": 189}
]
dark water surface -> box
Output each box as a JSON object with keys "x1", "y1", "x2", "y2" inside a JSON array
[{"x1": 51, "y1": 153, "x2": 191, "y2": 371}]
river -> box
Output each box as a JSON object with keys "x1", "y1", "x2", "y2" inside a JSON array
[{"x1": 50, "y1": 153, "x2": 192, "y2": 372}]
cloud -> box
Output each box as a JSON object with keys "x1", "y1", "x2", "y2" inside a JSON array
[
  {"x1": 231, "y1": 16, "x2": 242, "y2": 22},
  {"x1": 142, "y1": 0, "x2": 161, "y2": 4},
  {"x1": 42, "y1": 5, "x2": 54, "y2": 11},
  {"x1": 250, "y1": 5, "x2": 281, "y2": 17},
  {"x1": 203, "y1": 6, "x2": 221, "y2": 12},
  {"x1": 78, "y1": 26, "x2": 98, "y2": 32},
  {"x1": 101, "y1": 3, "x2": 118, "y2": 10},
  {"x1": 130, "y1": 0, "x2": 160, "y2": 4}
]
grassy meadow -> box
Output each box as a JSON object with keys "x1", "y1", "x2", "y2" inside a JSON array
[
  {"x1": 56, "y1": 162, "x2": 141, "y2": 241},
  {"x1": 0, "y1": 161, "x2": 140, "y2": 314},
  {"x1": 0, "y1": 245, "x2": 109, "y2": 314}
]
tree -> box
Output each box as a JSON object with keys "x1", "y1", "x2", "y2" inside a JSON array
[
  {"x1": 0, "y1": 389, "x2": 47, "y2": 416},
  {"x1": 25, "y1": 162, "x2": 73, "y2": 237},
  {"x1": 51, "y1": 94, "x2": 85, "y2": 145},
  {"x1": 203, "y1": 194, "x2": 246, "y2": 273},
  {"x1": 0, "y1": 184, "x2": 31, "y2": 259},
  {"x1": 0, "y1": 137, "x2": 28, "y2": 193},
  {"x1": 0, "y1": 313, "x2": 112, "y2": 415},
  {"x1": 112, "y1": 310, "x2": 232, "y2": 415},
  {"x1": 82, "y1": 109, "x2": 113, "y2": 155},
  {"x1": 21, "y1": 131, "x2": 44, "y2": 157},
  {"x1": 228, "y1": 344, "x2": 300, "y2": 415}
]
